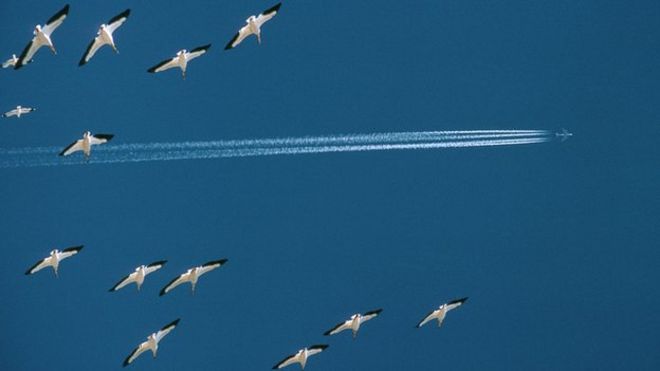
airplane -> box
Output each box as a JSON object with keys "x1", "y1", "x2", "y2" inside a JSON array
[{"x1": 555, "y1": 129, "x2": 573, "y2": 142}]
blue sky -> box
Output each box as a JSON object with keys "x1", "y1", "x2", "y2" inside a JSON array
[{"x1": 1, "y1": 0, "x2": 659, "y2": 370}]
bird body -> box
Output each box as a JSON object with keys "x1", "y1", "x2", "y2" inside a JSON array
[
  {"x1": 273, "y1": 345, "x2": 328, "y2": 369},
  {"x1": 123, "y1": 319, "x2": 180, "y2": 367},
  {"x1": 16, "y1": 4, "x2": 70, "y2": 69},
  {"x1": 324, "y1": 309, "x2": 382, "y2": 338},
  {"x1": 25, "y1": 246, "x2": 83, "y2": 276},
  {"x1": 3, "y1": 105, "x2": 36, "y2": 118},
  {"x1": 59, "y1": 131, "x2": 114, "y2": 158},
  {"x1": 160, "y1": 259, "x2": 227, "y2": 296},
  {"x1": 225, "y1": 3, "x2": 281, "y2": 50},
  {"x1": 417, "y1": 297, "x2": 468, "y2": 328},
  {"x1": 79, "y1": 9, "x2": 130, "y2": 66},
  {"x1": 110, "y1": 261, "x2": 167, "y2": 292},
  {"x1": 147, "y1": 44, "x2": 211, "y2": 79}
]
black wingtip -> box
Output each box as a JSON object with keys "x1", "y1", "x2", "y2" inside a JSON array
[
  {"x1": 225, "y1": 33, "x2": 239, "y2": 50},
  {"x1": 451, "y1": 297, "x2": 469, "y2": 305},
  {"x1": 310, "y1": 344, "x2": 328, "y2": 350},
  {"x1": 95, "y1": 134, "x2": 114, "y2": 141},
  {"x1": 365, "y1": 308, "x2": 383, "y2": 316},
  {"x1": 204, "y1": 258, "x2": 228, "y2": 267},
  {"x1": 147, "y1": 66, "x2": 157, "y2": 73},
  {"x1": 163, "y1": 318, "x2": 180, "y2": 329},
  {"x1": 192, "y1": 44, "x2": 212, "y2": 53},
  {"x1": 108, "y1": 9, "x2": 131, "y2": 25},
  {"x1": 149, "y1": 260, "x2": 167, "y2": 267},
  {"x1": 264, "y1": 2, "x2": 282, "y2": 15},
  {"x1": 323, "y1": 330, "x2": 331, "y2": 336},
  {"x1": 63, "y1": 245, "x2": 84, "y2": 253}
]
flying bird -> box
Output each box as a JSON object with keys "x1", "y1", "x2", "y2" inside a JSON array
[
  {"x1": 160, "y1": 259, "x2": 227, "y2": 296},
  {"x1": 3, "y1": 105, "x2": 36, "y2": 118},
  {"x1": 225, "y1": 3, "x2": 281, "y2": 50},
  {"x1": 3, "y1": 54, "x2": 19, "y2": 68},
  {"x1": 25, "y1": 245, "x2": 83, "y2": 277},
  {"x1": 59, "y1": 131, "x2": 114, "y2": 158},
  {"x1": 323, "y1": 309, "x2": 382, "y2": 339},
  {"x1": 147, "y1": 44, "x2": 211, "y2": 79},
  {"x1": 79, "y1": 9, "x2": 131, "y2": 66},
  {"x1": 123, "y1": 319, "x2": 180, "y2": 367},
  {"x1": 109, "y1": 260, "x2": 167, "y2": 292},
  {"x1": 15, "y1": 4, "x2": 70, "y2": 69},
  {"x1": 416, "y1": 297, "x2": 468, "y2": 328},
  {"x1": 555, "y1": 128, "x2": 573, "y2": 142},
  {"x1": 272, "y1": 345, "x2": 328, "y2": 370}
]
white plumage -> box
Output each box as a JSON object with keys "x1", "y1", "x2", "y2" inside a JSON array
[
  {"x1": 15, "y1": 4, "x2": 70, "y2": 69},
  {"x1": 225, "y1": 3, "x2": 281, "y2": 50},
  {"x1": 79, "y1": 9, "x2": 131, "y2": 66}
]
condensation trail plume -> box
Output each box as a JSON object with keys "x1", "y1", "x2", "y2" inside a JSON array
[{"x1": 0, "y1": 130, "x2": 551, "y2": 168}]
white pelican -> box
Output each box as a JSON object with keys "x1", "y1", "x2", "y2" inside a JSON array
[
  {"x1": 3, "y1": 54, "x2": 19, "y2": 68},
  {"x1": 25, "y1": 245, "x2": 83, "y2": 277},
  {"x1": 324, "y1": 309, "x2": 382, "y2": 339},
  {"x1": 160, "y1": 259, "x2": 227, "y2": 296},
  {"x1": 123, "y1": 319, "x2": 180, "y2": 367},
  {"x1": 225, "y1": 3, "x2": 281, "y2": 50},
  {"x1": 272, "y1": 345, "x2": 328, "y2": 370},
  {"x1": 416, "y1": 297, "x2": 468, "y2": 328},
  {"x1": 109, "y1": 260, "x2": 167, "y2": 292},
  {"x1": 3, "y1": 105, "x2": 36, "y2": 118},
  {"x1": 59, "y1": 131, "x2": 114, "y2": 158},
  {"x1": 15, "y1": 4, "x2": 70, "y2": 69},
  {"x1": 79, "y1": 9, "x2": 131, "y2": 66},
  {"x1": 147, "y1": 44, "x2": 211, "y2": 79}
]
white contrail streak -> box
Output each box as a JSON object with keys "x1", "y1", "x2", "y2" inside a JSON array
[{"x1": 0, "y1": 130, "x2": 551, "y2": 168}]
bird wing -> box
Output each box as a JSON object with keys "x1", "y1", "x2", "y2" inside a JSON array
[
  {"x1": 225, "y1": 25, "x2": 253, "y2": 50},
  {"x1": 123, "y1": 341, "x2": 150, "y2": 367},
  {"x1": 155, "y1": 319, "x2": 180, "y2": 341},
  {"x1": 147, "y1": 57, "x2": 178, "y2": 73},
  {"x1": 3, "y1": 110, "x2": 18, "y2": 118},
  {"x1": 145, "y1": 260, "x2": 167, "y2": 275},
  {"x1": 416, "y1": 310, "x2": 437, "y2": 328},
  {"x1": 445, "y1": 297, "x2": 468, "y2": 312},
  {"x1": 272, "y1": 353, "x2": 298, "y2": 369},
  {"x1": 15, "y1": 37, "x2": 45, "y2": 69},
  {"x1": 79, "y1": 35, "x2": 106, "y2": 66},
  {"x1": 25, "y1": 256, "x2": 53, "y2": 275},
  {"x1": 307, "y1": 345, "x2": 328, "y2": 356},
  {"x1": 43, "y1": 4, "x2": 70, "y2": 35},
  {"x1": 198, "y1": 259, "x2": 227, "y2": 276},
  {"x1": 59, "y1": 245, "x2": 83, "y2": 260},
  {"x1": 2, "y1": 58, "x2": 15, "y2": 68},
  {"x1": 361, "y1": 309, "x2": 382, "y2": 323},
  {"x1": 89, "y1": 134, "x2": 114, "y2": 145},
  {"x1": 59, "y1": 139, "x2": 83, "y2": 156},
  {"x1": 187, "y1": 44, "x2": 211, "y2": 61},
  {"x1": 324, "y1": 320, "x2": 351, "y2": 336},
  {"x1": 19, "y1": 107, "x2": 35, "y2": 114},
  {"x1": 107, "y1": 9, "x2": 131, "y2": 33},
  {"x1": 159, "y1": 273, "x2": 189, "y2": 296},
  {"x1": 256, "y1": 3, "x2": 281, "y2": 27},
  {"x1": 109, "y1": 272, "x2": 137, "y2": 291}
]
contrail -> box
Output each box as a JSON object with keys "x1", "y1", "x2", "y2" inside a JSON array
[{"x1": 0, "y1": 130, "x2": 551, "y2": 168}]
